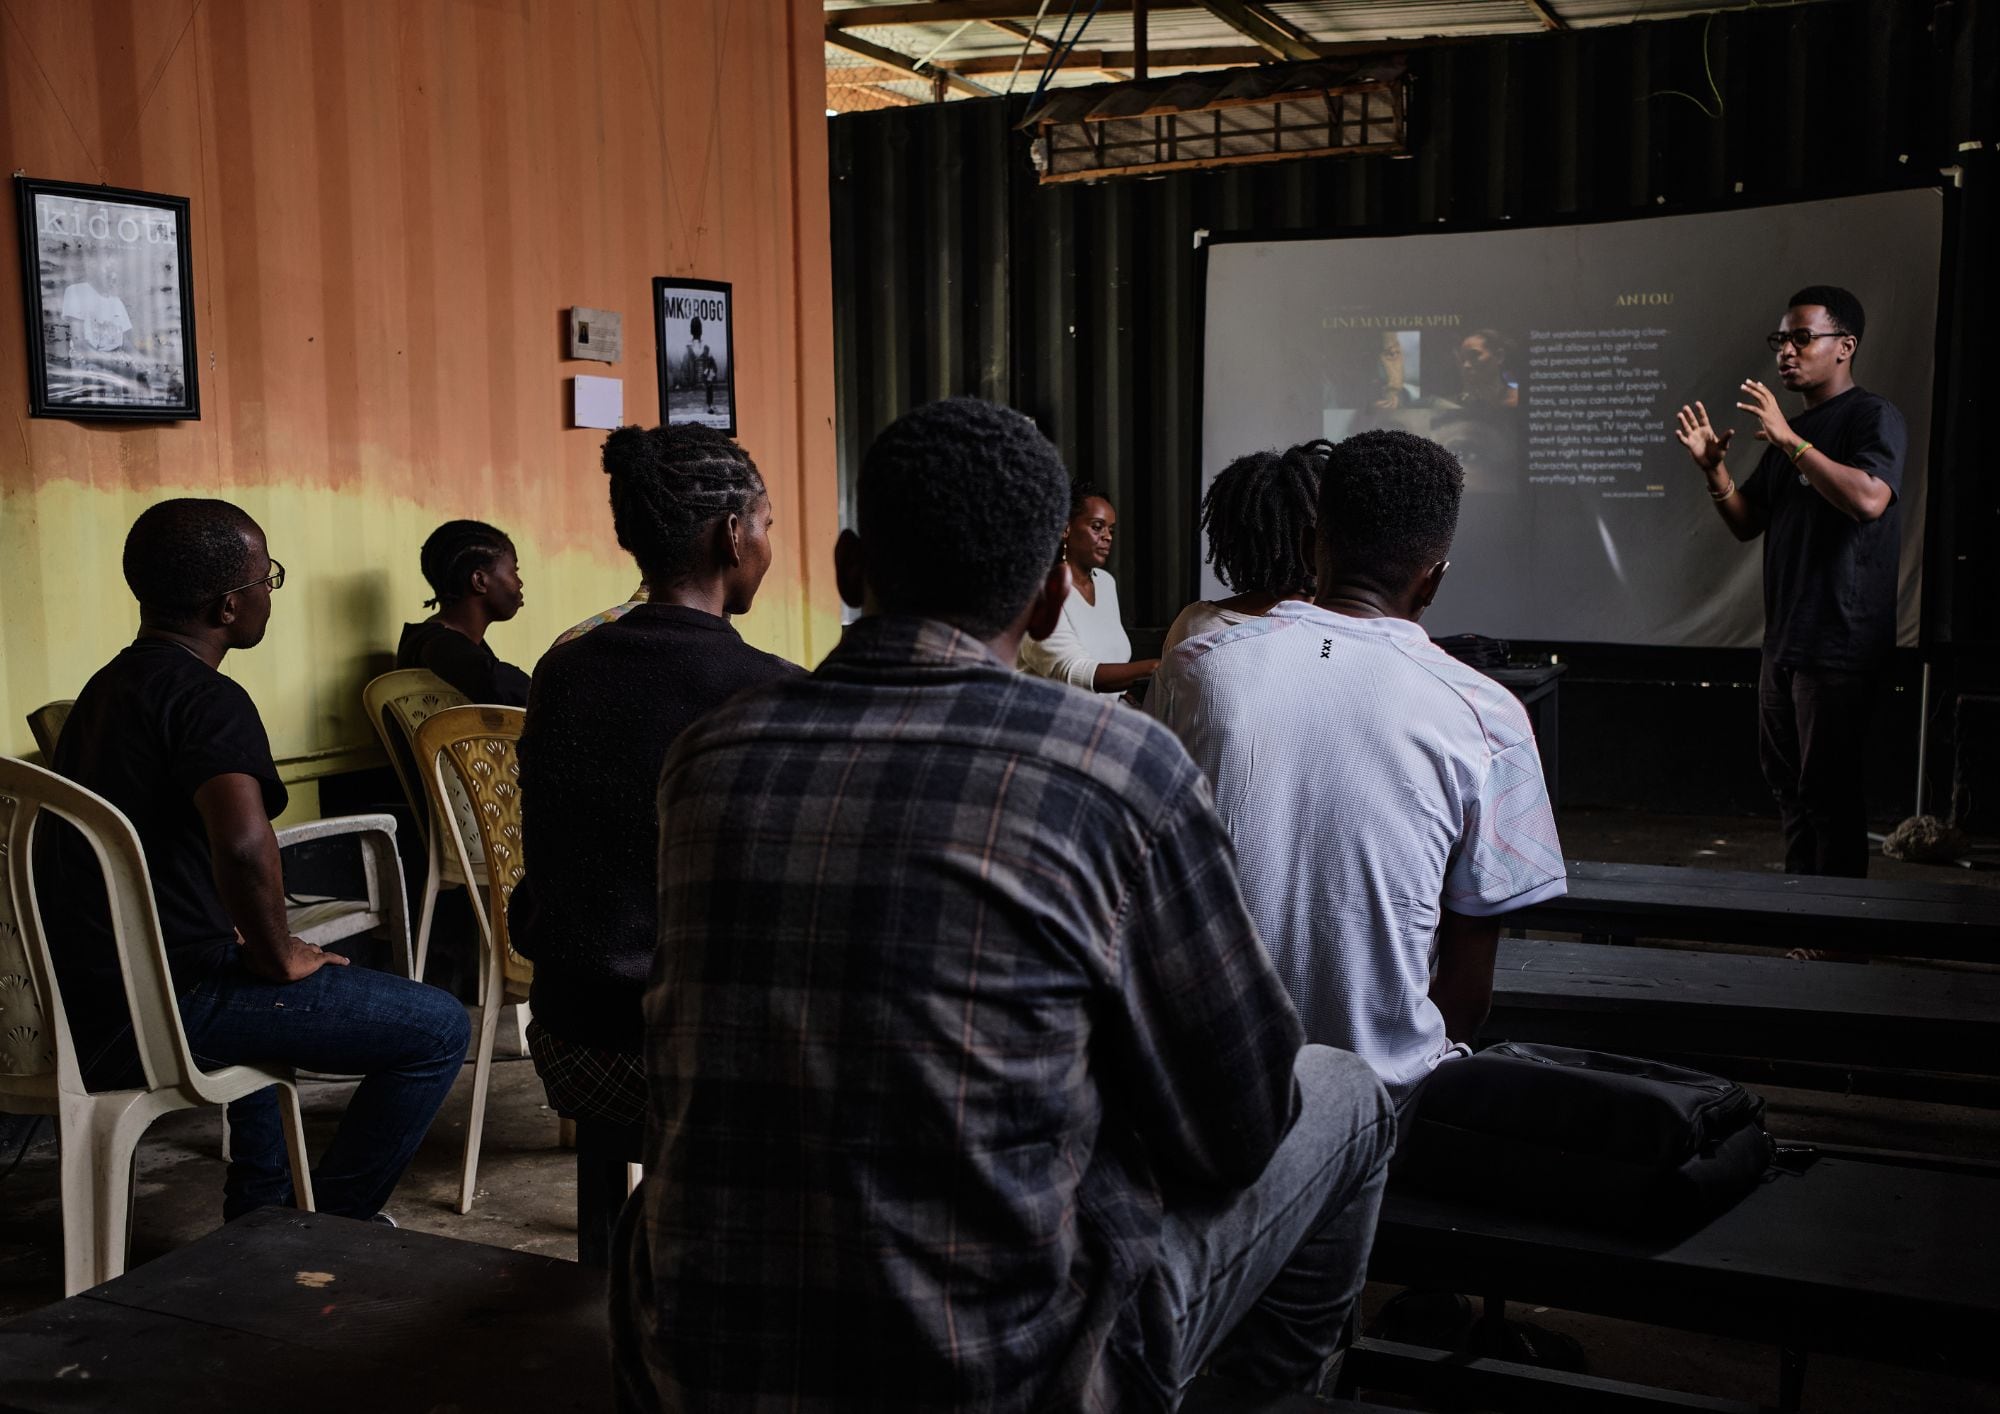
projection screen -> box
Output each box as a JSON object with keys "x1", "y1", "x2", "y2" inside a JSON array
[{"x1": 1198, "y1": 190, "x2": 1941, "y2": 646}]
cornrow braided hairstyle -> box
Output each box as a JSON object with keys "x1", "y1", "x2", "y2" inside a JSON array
[
  {"x1": 419, "y1": 519, "x2": 515, "y2": 608},
  {"x1": 599, "y1": 423, "x2": 765, "y2": 587},
  {"x1": 1200, "y1": 440, "x2": 1325, "y2": 597}
]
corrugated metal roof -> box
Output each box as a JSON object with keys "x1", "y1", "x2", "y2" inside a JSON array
[{"x1": 825, "y1": 0, "x2": 1833, "y2": 108}]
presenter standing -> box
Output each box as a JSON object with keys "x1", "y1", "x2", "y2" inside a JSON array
[{"x1": 1674, "y1": 285, "x2": 1906, "y2": 877}]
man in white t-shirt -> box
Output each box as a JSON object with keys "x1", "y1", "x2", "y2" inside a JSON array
[{"x1": 1150, "y1": 429, "x2": 1566, "y2": 1114}]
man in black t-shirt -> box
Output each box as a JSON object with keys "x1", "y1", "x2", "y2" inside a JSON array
[
  {"x1": 42, "y1": 499, "x2": 470, "y2": 1220},
  {"x1": 1675, "y1": 285, "x2": 1907, "y2": 876}
]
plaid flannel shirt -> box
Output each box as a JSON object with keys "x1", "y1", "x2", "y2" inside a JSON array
[{"x1": 620, "y1": 615, "x2": 1305, "y2": 1413}]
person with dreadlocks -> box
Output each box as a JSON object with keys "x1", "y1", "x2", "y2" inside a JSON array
[
  {"x1": 509, "y1": 425, "x2": 796, "y2": 1245},
  {"x1": 1017, "y1": 481, "x2": 1159, "y2": 698},
  {"x1": 395, "y1": 519, "x2": 532, "y2": 706},
  {"x1": 1163, "y1": 440, "x2": 1326, "y2": 655},
  {"x1": 39, "y1": 499, "x2": 470, "y2": 1223}
]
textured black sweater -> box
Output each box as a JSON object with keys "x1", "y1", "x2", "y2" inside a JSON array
[{"x1": 509, "y1": 604, "x2": 798, "y2": 1052}]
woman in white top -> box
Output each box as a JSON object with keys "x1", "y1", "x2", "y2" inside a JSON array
[
  {"x1": 1163, "y1": 441, "x2": 1327, "y2": 654},
  {"x1": 1019, "y1": 483, "x2": 1159, "y2": 696}
]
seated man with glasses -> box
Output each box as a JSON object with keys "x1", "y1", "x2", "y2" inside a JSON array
[
  {"x1": 39, "y1": 498, "x2": 470, "y2": 1222},
  {"x1": 1675, "y1": 285, "x2": 1907, "y2": 878}
]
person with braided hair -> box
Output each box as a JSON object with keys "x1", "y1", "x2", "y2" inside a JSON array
[
  {"x1": 510, "y1": 424, "x2": 797, "y2": 1195},
  {"x1": 394, "y1": 519, "x2": 532, "y2": 705},
  {"x1": 1163, "y1": 440, "x2": 1325, "y2": 655}
]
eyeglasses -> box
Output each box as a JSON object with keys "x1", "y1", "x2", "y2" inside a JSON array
[
  {"x1": 1766, "y1": 329, "x2": 1851, "y2": 352},
  {"x1": 216, "y1": 558, "x2": 285, "y2": 600}
]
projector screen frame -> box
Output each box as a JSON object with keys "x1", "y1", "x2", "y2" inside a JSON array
[{"x1": 1188, "y1": 175, "x2": 1963, "y2": 665}]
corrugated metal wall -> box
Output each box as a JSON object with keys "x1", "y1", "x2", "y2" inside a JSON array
[{"x1": 830, "y1": 0, "x2": 1998, "y2": 650}]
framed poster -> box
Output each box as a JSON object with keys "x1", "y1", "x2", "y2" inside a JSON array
[
  {"x1": 653, "y1": 277, "x2": 735, "y2": 434},
  {"x1": 15, "y1": 177, "x2": 200, "y2": 420}
]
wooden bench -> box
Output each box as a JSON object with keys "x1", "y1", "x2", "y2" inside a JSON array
[
  {"x1": 1349, "y1": 1151, "x2": 2000, "y2": 1412},
  {"x1": 1512, "y1": 860, "x2": 2000, "y2": 962},
  {"x1": 1487, "y1": 939, "x2": 2000, "y2": 1089},
  {"x1": 0, "y1": 1209, "x2": 609, "y2": 1413}
]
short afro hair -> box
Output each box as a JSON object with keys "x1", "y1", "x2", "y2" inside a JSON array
[
  {"x1": 1318, "y1": 430, "x2": 1463, "y2": 585},
  {"x1": 1201, "y1": 440, "x2": 1324, "y2": 597},
  {"x1": 122, "y1": 498, "x2": 261, "y2": 621},
  {"x1": 600, "y1": 424, "x2": 764, "y2": 587},
  {"x1": 857, "y1": 397, "x2": 1070, "y2": 639},
  {"x1": 419, "y1": 519, "x2": 514, "y2": 608},
  {"x1": 1787, "y1": 285, "x2": 1865, "y2": 342},
  {"x1": 1068, "y1": 479, "x2": 1109, "y2": 518}
]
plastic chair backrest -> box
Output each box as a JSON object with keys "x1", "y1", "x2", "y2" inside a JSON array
[
  {"x1": 412, "y1": 707, "x2": 530, "y2": 991},
  {"x1": 0, "y1": 756, "x2": 203, "y2": 1097},
  {"x1": 362, "y1": 670, "x2": 481, "y2": 864},
  {"x1": 25, "y1": 701, "x2": 74, "y2": 761}
]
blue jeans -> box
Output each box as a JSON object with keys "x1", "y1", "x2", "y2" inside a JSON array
[
  {"x1": 1121, "y1": 1044, "x2": 1396, "y2": 1401},
  {"x1": 85, "y1": 955, "x2": 470, "y2": 1220}
]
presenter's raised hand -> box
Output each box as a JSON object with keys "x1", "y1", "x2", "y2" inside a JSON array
[
  {"x1": 1674, "y1": 401, "x2": 1735, "y2": 471},
  {"x1": 1736, "y1": 380, "x2": 1796, "y2": 449}
]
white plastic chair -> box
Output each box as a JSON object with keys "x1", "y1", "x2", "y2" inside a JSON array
[
  {"x1": 412, "y1": 705, "x2": 530, "y2": 1214},
  {"x1": 0, "y1": 756, "x2": 314, "y2": 1296},
  {"x1": 361, "y1": 669, "x2": 482, "y2": 980}
]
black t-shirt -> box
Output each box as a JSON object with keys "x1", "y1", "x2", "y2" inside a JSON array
[
  {"x1": 396, "y1": 620, "x2": 532, "y2": 706},
  {"x1": 1740, "y1": 386, "x2": 1907, "y2": 671},
  {"x1": 38, "y1": 639, "x2": 286, "y2": 1038}
]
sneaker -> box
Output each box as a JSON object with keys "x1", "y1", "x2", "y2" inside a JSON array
[{"x1": 369, "y1": 1211, "x2": 398, "y2": 1228}]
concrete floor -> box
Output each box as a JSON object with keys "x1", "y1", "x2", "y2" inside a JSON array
[{"x1": 3, "y1": 808, "x2": 1998, "y2": 1410}]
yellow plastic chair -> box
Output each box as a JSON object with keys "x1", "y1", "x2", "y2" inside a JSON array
[
  {"x1": 362, "y1": 669, "x2": 482, "y2": 980},
  {"x1": 0, "y1": 756, "x2": 313, "y2": 1296},
  {"x1": 412, "y1": 705, "x2": 530, "y2": 1214},
  {"x1": 25, "y1": 701, "x2": 73, "y2": 762}
]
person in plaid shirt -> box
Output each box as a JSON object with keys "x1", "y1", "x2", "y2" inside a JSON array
[{"x1": 611, "y1": 398, "x2": 1395, "y2": 1412}]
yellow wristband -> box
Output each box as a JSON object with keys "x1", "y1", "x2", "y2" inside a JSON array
[{"x1": 1790, "y1": 440, "x2": 1813, "y2": 463}]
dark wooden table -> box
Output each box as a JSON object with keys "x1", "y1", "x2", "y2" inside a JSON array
[
  {"x1": 1514, "y1": 859, "x2": 2000, "y2": 960},
  {"x1": 0, "y1": 1209, "x2": 610, "y2": 1413},
  {"x1": 1487, "y1": 938, "x2": 2000, "y2": 1080},
  {"x1": 1369, "y1": 1153, "x2": 2000, "y2": 1383}
]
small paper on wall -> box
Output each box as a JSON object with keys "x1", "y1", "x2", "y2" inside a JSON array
[{"x1": 573, "y1": 374, "x2": 622, "y2": 429}]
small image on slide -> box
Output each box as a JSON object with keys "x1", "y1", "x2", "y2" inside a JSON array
[{"x1": 1453, "y1": 328, "x2": 1520, "y2": 411}]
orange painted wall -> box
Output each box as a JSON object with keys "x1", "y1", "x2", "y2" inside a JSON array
[{"x1": 0, "y1": 0, "x2": 838, "y2": 766}]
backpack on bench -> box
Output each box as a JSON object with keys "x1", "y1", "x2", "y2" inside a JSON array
[{"x1": 1400, "y1": 1042, "x2": 1774, "y2": 1232}]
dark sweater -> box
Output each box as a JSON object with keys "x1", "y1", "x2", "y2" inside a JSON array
[
  {"x1": 510, "y1": 603, "x2": 798, "y2": 1052},
  {"x1": 396, "y1": 621, "x2": 532, "y2": 706}
]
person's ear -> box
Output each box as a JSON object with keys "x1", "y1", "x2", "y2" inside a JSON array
[
  {"x1": 722, "y1": 512, "x2": 744, "y2": 568},
  {"x1": 1414, "y1": 560, "x2": 1450, "y2": 619},
  {"x1": 1025, "y1": 561, "x2": 1071, "y2": 641},
  {"x1": 215, "y1": 591, "x2": 240, "y2": 628},
  {"x1": 467, "y1": 567, "x2": 490, "y2": 598},
  {"x1": 834, "y1": 528, "x2": 867, "y2": 610}
]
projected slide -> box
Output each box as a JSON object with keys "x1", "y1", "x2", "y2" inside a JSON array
[{"x1": 1200, "y1": 190, "x2": 1940, "y2": 646}]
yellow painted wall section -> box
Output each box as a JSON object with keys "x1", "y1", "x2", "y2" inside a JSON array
[{"x1": 0, "y1": 0, "x2": 840, "y2": 765}]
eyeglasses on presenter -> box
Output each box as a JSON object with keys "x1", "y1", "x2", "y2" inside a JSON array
[
  {"x1": 215, "y1": 558, "x2": 286, "y2": 601},
  {"x1": 1765, "y1": 329, "x2": 1851, "y2": 353}
]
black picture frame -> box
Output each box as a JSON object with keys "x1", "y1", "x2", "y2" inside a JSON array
[
  {"x1": 652, "y1": 276, "x2": 735, "y2": 435},
  {"x1": 14, "y1": 176, "x2": 200, "y2": 421}
]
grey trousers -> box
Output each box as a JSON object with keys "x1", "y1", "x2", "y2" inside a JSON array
[{"x1": 1119, "y1": 1044, "x2": 1397, "y2": 1406}]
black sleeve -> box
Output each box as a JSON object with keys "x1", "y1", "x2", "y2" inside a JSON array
[
  {"x1": 492, "y1": 658, "x2": 533, "y2": 708},
  {"x1": 1843, "y1": 397, "x2": 1907, "y2": 502},
  {"x1": 166, "y1": 675, "x2": 288, "y2": 819}
]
